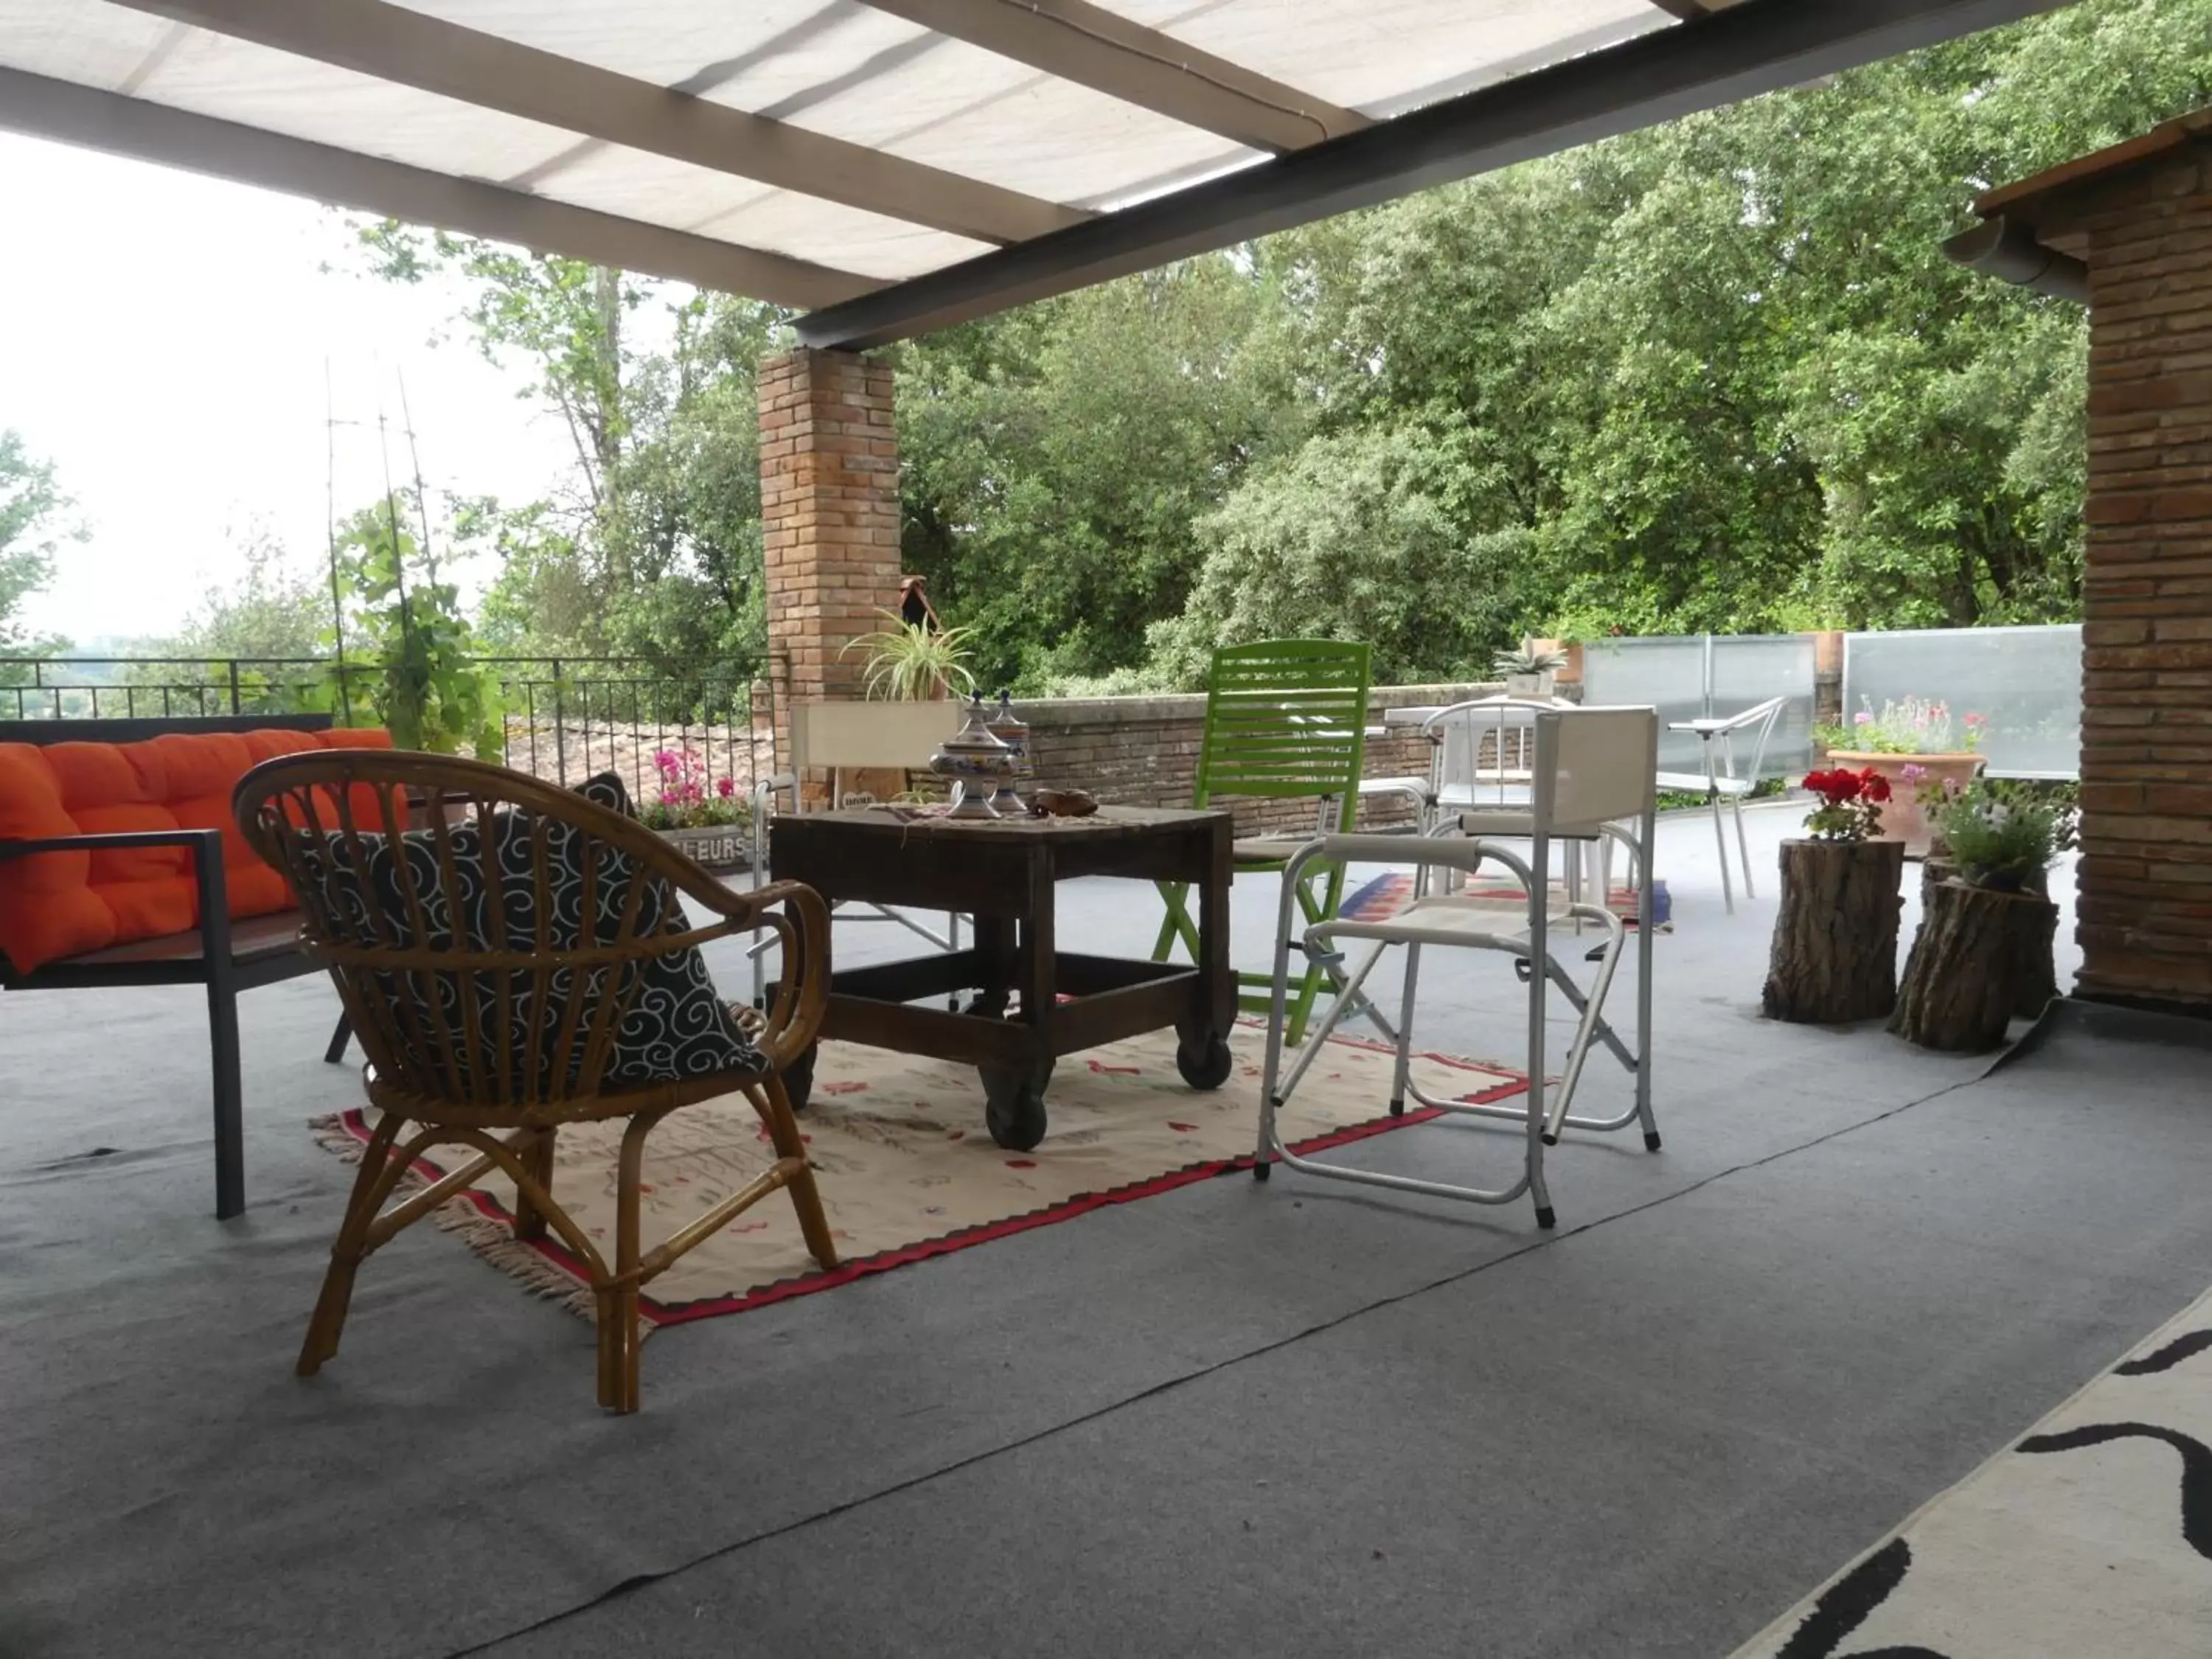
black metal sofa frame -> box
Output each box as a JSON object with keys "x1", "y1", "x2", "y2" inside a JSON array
[{"x1": 0, "y1": 714, "x2": 349, "y2": 1219}]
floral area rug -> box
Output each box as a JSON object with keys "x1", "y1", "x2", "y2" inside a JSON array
[
  {"x1": 314, "y1": 1023, "x2": 1523, "y2": 1328},
  {"x1": 1728, "y1": 1279, "x2": 2212, "y2": 1658}
]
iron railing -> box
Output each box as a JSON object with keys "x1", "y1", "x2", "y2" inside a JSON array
[{"x1": 0, "y1": 655, "x2": 775, "y2": 805}]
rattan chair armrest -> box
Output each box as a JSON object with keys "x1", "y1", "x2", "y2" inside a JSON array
[{"x1": 737, "y1": 880, "x2": 831, "y2": 1070}]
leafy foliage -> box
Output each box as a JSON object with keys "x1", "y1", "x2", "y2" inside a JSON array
[
  {"x1": 896, "y1": 260, "x2": 1290, "y2": 692},
  {"x1": 1935, "y1": 779, "x2": 2078, "y2": 888},
  {"x1": 1147, "y1": 419, "x2": 1535, "y2": 687},
  {"x1": 159, "y1": 524, "x2": 334, "y2": 663},
  {"x1": 355, "y1": 225, "x2": 784, "y2": 673},
  {"x1": 0, "y1": 430, "x2": 77, "y2": 660},
  {"x1": 327, "y1": 500, "x2": 504, "y2": 758},
  {"x1": 842, "y1": 608, "x2": 977, "y2": 701}
]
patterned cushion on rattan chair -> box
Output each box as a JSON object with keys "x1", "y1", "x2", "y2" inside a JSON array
[
  {"x1": 292, "y1": 771, "x2": 762, "y2": 1096},
  {"x1": 237, "y1": 750, "x2": 838, "y2": 1412}
]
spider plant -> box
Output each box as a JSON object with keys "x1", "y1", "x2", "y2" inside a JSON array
[
  {"x1": 1492, "y1": 645, "x2": 1568, "y2": 676},
  {"x1": 844, "y1": 608, "x2": 978, "y2": 700}
]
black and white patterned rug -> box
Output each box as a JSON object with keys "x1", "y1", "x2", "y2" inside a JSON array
[{"x1": 1732, "y1": 1284, "x2": 2212, "y2": 1658}]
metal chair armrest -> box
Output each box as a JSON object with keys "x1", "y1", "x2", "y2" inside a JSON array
[{"x1": 0, "y1": 827, "x2": 222, "y2": 859}]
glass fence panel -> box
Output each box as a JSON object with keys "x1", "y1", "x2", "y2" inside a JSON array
[
  {"x1": 1579, "y1": 637, "x2": 1711, "y2": 772},
  {"x1": 1711, "y1": 633, "x2": 1818, "y2": 776},
  {"x1": 1843, "y1": 625, "x2": 2081, "y2": 779}
]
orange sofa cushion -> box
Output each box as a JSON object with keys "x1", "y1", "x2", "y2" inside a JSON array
[{"x1": 0, "y1": 728, "x2": 394, "y2": 974}]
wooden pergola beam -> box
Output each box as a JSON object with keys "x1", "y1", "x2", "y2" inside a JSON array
[
  {"x1": 108, "y1": 0, "x2": 1091, "y2": 247},
  {"x1": 0, "y1": 67, "x2": 882, "y2": 309},
  {"x1": 798, "y1": 0, "x2": 2081, "y2": 348},
  {"x1": 854, "y1": 0, "x2": 1368, "y2": 153}
]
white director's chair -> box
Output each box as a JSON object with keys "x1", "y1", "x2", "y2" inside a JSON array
[{"x1": 1253, "y1": 705, "x2": 1661, "y2": 1230}]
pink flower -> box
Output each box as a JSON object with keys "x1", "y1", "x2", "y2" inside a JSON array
[
  {"x1": 717, "y1": 776, "x2": 735, "y2": 799},
  {"x1": 1964, "y1": 712, "x2": 1988, "y2": 728},
  {"x1": 1899, "y1": 763, "x2": 1927, "y2": 783},
  {"x1": 658, "y1": 788, "x2": 681, "y2": 807},
  {"x1": 1854, "y1": 710, "x2": 1873, "y2": 726}
]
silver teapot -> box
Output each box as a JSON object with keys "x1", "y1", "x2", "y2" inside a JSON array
[{"x1": 928, "y1": 693, "x2": 1017, "y2": 818}]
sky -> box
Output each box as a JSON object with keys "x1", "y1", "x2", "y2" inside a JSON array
[{"x1": 0, "y1": 131, "x2": 578, "y2": 647}]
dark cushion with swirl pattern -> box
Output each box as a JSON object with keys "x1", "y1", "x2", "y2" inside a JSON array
[{"x1": 294, "y1": 771, "x2": 761, "y2": 1099}]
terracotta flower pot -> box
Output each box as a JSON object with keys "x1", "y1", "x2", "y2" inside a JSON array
[{"x1": 1823, "y1": 750, "x2": 1985, "y2": 859}]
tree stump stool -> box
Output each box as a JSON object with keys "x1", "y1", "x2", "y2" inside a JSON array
[
  {"x1": 1890, "y1": 879, "x2": 2060, "y2": 1051},
  {"x1": 1762, "y1": 839, "x2": 1906, "y2": 1023},
  {"x1": 1921, "y1": 856, "x2": 1955, "y2": 908}
]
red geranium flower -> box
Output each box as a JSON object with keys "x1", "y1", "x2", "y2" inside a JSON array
[
  {"x1": 1858, "y1": 768, "x2": 1891, "y2": 803},
  {"x1": 1804, "y1": 768, "x2": 1862, "y2": 804}
]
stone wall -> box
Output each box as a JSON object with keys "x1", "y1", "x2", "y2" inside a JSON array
[
  {"x1": 1020, "y1": 682, "x2": 1508, "y2": 836},
  {"x1": 2036, "y1": 144, "x2": 2212, "y2": 1007}
]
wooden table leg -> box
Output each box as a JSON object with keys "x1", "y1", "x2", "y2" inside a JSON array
[
  {"x1": 1022, "y1": 845, "x2": 1056, "y2": 1062},
  {"x1": 1176, "y1": 818, "x2": 1237, "y2": 1089},
  {"x1": 970, "y1": 914, "x2": 1017, "y2": 1018},
  {"x1": 979, "y1": 847, "x2": 1054, "y2": 1151}
]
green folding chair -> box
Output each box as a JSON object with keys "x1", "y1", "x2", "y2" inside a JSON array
[{"x1": 1152, "y1": 639, "x2": 1374, "y2": 1045}]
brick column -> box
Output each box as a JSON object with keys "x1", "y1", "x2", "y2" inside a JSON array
[
  {"x1": 757, "y1": 347, "x2": 902, "y2": 773},
  {"x1": 2073, "y1": 155, "x2": 2212, "y2": 1006}
]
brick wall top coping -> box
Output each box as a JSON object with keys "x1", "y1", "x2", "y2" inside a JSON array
[{"x1": 1019, "y1": 681, "x2": 1507, "y2": 727}]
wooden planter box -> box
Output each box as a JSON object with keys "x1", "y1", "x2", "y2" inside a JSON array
[
  {"x1": 656, "y1": 825, "x2": 751, "y2": 872},
  {"x1": 1761, "y1": 838, "x2": 1906, "y2": 1024},
  {"x1": 1824, "y1": 749, "x2": 1985, "y2": 858}
]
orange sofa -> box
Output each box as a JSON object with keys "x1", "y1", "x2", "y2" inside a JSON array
[
  {"x1": 0, "y1": 717, "x2": 394, "y2": 1218},
  {"x1": 0, "y1": 725, "x2": 392, "y2": 974}
]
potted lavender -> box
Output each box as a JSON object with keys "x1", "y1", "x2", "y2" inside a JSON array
[{"x1": 1815, "y1": 696, "x2": 1988, "y2": 857}]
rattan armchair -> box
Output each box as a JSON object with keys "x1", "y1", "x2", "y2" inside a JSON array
[{"x1": 235, "y1": 750, "x2": 837, "y2": 1412}]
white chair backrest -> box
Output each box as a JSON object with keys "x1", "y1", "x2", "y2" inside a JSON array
[
  {"x1": 1717, "y1": 694, "x2": 1788, "y2": 736},
  {"x1": 1719, "y1": 694, "x2": 1787, "y2": 783},
  {"x1": 791, "y1": 699, "x2": 961, "y2": 776},
  {"x1": 1534, "y1": 706, "x2": 1660, "y2": 832},
  {"x1": 1425, "y1": 695, "x2": 1563, "y2": 801}
]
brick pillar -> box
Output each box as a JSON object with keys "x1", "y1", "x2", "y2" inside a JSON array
[
  {"x1": 2073, "y1": 156, "x2": 2212, "y2": 1007},
  {"x1": 757, "y1": 347, "x2": 902, "y2": 774},
  {"x1": 1812, "y1": 630, "x2": 1845, "y2": 734}
]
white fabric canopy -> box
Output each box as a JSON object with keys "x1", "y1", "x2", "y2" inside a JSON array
[
  {"x1": 0, "y1": 0, "x2": 2055, "y2": 338},
  {"x1": 0, "y1": 0, "x2": 1670, "y2": 295}
]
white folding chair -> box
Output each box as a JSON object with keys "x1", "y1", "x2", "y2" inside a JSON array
[
  {"x1": 748, "y1": 700, "x2": 964, "y2": 1005},
  {"x1": 1655, "y1": 694, "x2": 1786, "y2": 915},
  {"x1": 1253, "y1": 706, "x2": 1661, "y2": 1230}
]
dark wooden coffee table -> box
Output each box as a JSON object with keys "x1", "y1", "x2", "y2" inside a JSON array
[{"x1": 765, "y1": 804, "x2": 1235, "y2": 1150}]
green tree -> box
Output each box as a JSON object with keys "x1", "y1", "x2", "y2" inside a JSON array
[
  {"x1": 1152, "y1": 419, "x2": 1536, "y2": 687},
  {"x1": 161, "y1": 524, "x2": 333, "y2": 661},
  {"x1": 0, "y1": 430, "x2": 77, "y2": 659},
  {"x1": 897, "y1": 257, "x2": 1291, "y2": 692},
  {"x1": 356, "y1": 225, "x2": 784, "y2": 674}
]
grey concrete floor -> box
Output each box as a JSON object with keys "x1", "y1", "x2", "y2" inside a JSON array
[{"x1": 5, "y1": 804, "x2": 2202, "y2": 1659}]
